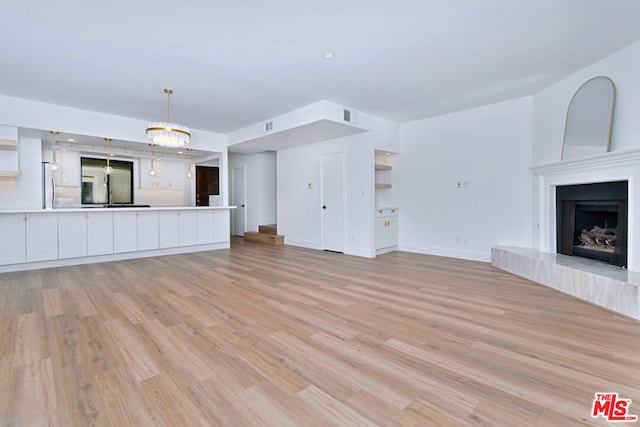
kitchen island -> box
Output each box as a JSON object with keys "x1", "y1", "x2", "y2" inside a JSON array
[{"x1": 0, "y1": 206, "x2": 235, "y2": 273}]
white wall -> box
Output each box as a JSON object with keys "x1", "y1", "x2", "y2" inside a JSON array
[
  {"x1": 277, "y1": 113, "x2": 399, "y2": 257},
  {"x1": 258, "y1": 152, "x2": 277, "y2": 225},
  {"x1": 533, "y1": 40, "x2": 640, "y2": 166},
  {"x1": 228, "y1": 151, "x2": 277, "y2": 232},
  {"x1": 398, "y1": 97, "x2": 534, "y2": 262}
]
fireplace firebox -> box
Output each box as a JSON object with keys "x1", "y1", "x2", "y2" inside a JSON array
[{"x1": 556, "y1": 181, "x2": 628, "y2": 267}]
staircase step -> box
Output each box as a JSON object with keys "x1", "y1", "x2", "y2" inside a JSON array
[
  {"x1": 258, "y1": 224, "x2": 278, "y2": 235},
  {"x1": 244, "y1": 231, "x2": 284, "y2": 246}
]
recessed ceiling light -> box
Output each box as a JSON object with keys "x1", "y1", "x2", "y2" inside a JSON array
[
  {"x1": 322, "y1": 52, "x2": 335, "y2": 60},
  {"x1": 178, "y1": 151, "x2": 183, "y2": 154},
  {"x1": 67, "y1": 138, "x2": 75, "y2": 142}
]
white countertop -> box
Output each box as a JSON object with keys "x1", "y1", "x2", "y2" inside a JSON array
[{"x1": 0, "y1": 206, "x2": 237, "y2": 214}]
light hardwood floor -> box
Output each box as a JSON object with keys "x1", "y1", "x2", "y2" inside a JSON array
[{"x1": 0, "y1": 238, "x2": 638, "y2": 426}]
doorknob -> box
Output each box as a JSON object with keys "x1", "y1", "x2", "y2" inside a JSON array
[
  {"x1": 322, "y1": 205, "x2": 327, "y2": 209},
  {"x1": 242, "y1": 204, "x2": 245, "y2": 207}
]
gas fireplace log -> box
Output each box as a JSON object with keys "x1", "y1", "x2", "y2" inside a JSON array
[{"x1": 579, "y1": 226, "x2": 617, "y2": 248}]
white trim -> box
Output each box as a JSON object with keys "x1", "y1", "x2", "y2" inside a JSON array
[{"x1": 533, "y1": 149, "x2": 640, "y2": 271}]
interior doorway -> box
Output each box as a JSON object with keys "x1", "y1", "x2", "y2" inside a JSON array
[
  {"x1": 321, "y1": 152, "x2": 345, "y2": 252},
  {"x1": 232, "y1": 166, "x2": 246, "y2": 236},
  {"x1": 195, "y1": 166, "x2": 219, "y2": 206}
]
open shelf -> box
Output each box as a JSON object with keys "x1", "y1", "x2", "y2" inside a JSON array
[
  {"x1": 375, "y1": 163, "x2": 392, "y2": 171},
  {"x1": 0, "y1": 139, "x2": 17, "y2": 151},
  {"x1": 375, "y1": 183, "x2": 392, "y2": 189}
]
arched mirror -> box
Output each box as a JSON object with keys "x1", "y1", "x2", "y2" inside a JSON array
[{"x1": 561, "y1": 76, "x2": 616, "y2": 160}]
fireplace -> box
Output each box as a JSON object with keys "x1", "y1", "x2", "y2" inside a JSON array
[{"x1": 556, "y1": 181, "x2": 628, "y2": 267}]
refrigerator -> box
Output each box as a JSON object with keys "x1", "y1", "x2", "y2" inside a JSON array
[{"x1": 42, "y1": 161, "x2": 55, "y2": 209}]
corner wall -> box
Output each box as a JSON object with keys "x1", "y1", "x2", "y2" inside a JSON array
[{"x1": 398, "y1": 97, "x2": 534, "y2": 261}]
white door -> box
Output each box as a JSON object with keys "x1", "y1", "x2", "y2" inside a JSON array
[
  {"x1": 232, "y1": 167, "x2": 246, "y2": 236},
  {"x1": 321, "y1": 152, "x2": 345, "y2": 252}
]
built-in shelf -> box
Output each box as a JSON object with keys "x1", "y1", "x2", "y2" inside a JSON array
[
  {"x1": 0, "y1": 138, "x2": 19, "y2": 180},
  {"x1": 0, "y1": 139, "x2": 17, "y2": 151},
  {"x1": 375, "y1": 183, "x2": 392, "y2": 189},
  {"x1": 0, "y1": 171, "x2": 19, "y2": 181},
  {"x1": 375, "y1": 163, "x2": 392, "y2": 171}
]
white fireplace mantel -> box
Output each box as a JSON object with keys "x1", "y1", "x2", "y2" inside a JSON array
[{"x1": 531, "y1": 147, "x2": 640, "y2": 272}]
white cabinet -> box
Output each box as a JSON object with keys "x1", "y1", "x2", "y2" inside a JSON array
[
  {"x1": 0, "y1": 208, "x2": 230, "y2": 272},
  {"x1": 137, "y1": 210, "x2": 159, "y2": 251},
  {"x1": 114, "y1": 210, "x2": 161, "y2": 253},
  {"x1": 26, "y1": 212, "x2": 58, "y2": 262},
  {"x1": 58, "y1": 212, "x2": 88, "y2": 259},
  {"x1": 87, "y1": 212, "x2": 113, "y2": 256},
  {"x1": 159, "y1": 210, "x2": 197, "y2": 248},
  {"x1": 196, "y1": 209, "x2": 229, "y2": 244},
  {"x1": 59, "y1": 211, "x2": 113, "y2": 258},
  {"x1": 139, "y1": 159, "x2": 185, "y2": 190},
  {"x1": 197, "y1": 209, "x2": 232, "y2": 244},
  {"x1": 213, "y1": 209, "x2": 230, "y2": 243},
  {"x1": 0, "y1": 213, "x2": 26, "y2": 265},
  {"x1": 179, "y1": 210, "x2": 197, "y2": 246},
  {"x1": 113, "y1": 211, "x2": 138, "y2": 253},
  {"x1": 159, "y1": 211, "x2": 180, "y2": 248},
  {"x1": 197, "y1": 210, "x2": 215, "y2": 244},
  {"x1": 375, "y1": 208, "x2": 399, "y2": 251}
]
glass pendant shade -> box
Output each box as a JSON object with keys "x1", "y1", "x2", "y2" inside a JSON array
[
  {"x1": 104, "y1": 154, "x2": 113, "y2": 175},
  {"x1": 49, "y1": 131, "x2": 60, "y2": 172},
  {"x1": 186, "y1": 160, "x2": 193, "y2": 179},
  {"x1": 146, "y1": 123, "x2": 191, "y2": 148},
  {"x1": 103, "y1": 139, "x2": 113, "y2": 174},
  {"x1": 148, "y1": 157, "x2": 157, "y2": 177}
]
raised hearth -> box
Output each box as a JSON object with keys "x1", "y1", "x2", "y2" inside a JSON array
[{"x1": 492, "y1": 246, "x2": 640, "y2": 320}]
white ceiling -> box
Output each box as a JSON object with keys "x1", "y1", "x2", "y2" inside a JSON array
[{"x1": 2, "y1": 0, "x2": 640, "y2": 135}]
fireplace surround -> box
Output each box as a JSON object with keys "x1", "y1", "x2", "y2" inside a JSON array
[
  {"x1": 491, "y1": 148, "x2": 640, "y2": 320},
  {"x1": 532, "y1": 149, "x2": 640, "y2": 272}
]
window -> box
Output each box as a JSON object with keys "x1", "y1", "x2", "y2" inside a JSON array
[{"x1": 81, "y1": 157, "x2": 133, "y2": 205}]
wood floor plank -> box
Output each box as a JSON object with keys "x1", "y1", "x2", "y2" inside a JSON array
[
  {"x1": 0, "y1": 237, "x2": 638, "y2": 425},
  {"x1": 140, "y1": 373, "x2": 210, "y2": 426},
  {"x1": 96, "y1": 367, "x2": 155, "y2": 427}
]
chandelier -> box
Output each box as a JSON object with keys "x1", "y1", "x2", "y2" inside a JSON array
[{"x1": 146, "y1": 88, "x2": 191, "y2": 148}]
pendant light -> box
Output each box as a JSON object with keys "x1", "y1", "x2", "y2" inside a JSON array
[
  {"x1": 186, "y1": 158, "x2": 193, "y2": 179},
  {"x1": 103, "y1": 138, "x2": 113, "y2": 175},
  {"x1": 148, "y1": 144, "x2": 157, "y2": 177},
  {"x1": 49, "y1": 131, "x2": 60, "y2": 171},
  {"x1": 186, "y1": 149, "x2": 193, "y2": 179}
]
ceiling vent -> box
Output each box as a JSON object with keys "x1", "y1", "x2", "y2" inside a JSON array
[
  {"x1": 343, "y1": 109, "x2": 357, "y2": 124},
  {"x1": 262, "y1": 121, "x2": 273, "y2": 133}
]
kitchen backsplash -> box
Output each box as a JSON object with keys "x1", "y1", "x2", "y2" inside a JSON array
[{"x1": 54, "y1": 186, "x2": 81, "y2": 208}]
